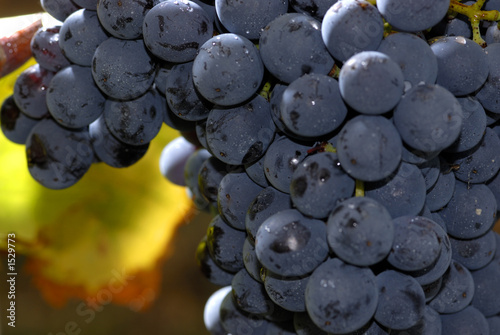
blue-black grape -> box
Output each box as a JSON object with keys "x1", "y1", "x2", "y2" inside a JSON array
[
  {"x1": 263, "y1": 269, "x2": 310, "y2": 313},
  {"x1": 165, "y1": 61, "x2": 212, "y2": 121},
  {"x1": 305, "y1": 257, "x2": 378, "y2": 334},
  {"x1": 1, "y1": 95, "x2": 39, "y2": 145},
  {"x1": 428, "y1": 260, "x2": 475, "y2": 314},
  {"x1": 259, "y1": 13, "x2": 335, "y2": 84},
  {"x1": 290, "y1": 0, "x2": 336, "y2": 20},
  {"x1": 389, "y1": 305, "x2": 442, "y2": 335},
  {"x1": 377, "y1": 0, "x2": 450, "y2": 32},
  {"x1": 425, "y1": 157, "x2": 456, "y2": 212},
  {"x1": 30, "y1": 26, "x2": 71, "y2": 73},
  {"x1": 25, "y1": 118, "x2": 94, "y2": 190},
  {"x1": 255, "y1": 209, "x2": 328, "y2": 277},
  {"x1": 374, "y1": 270, "x2": 425, "y2": 330},
  {"x1": 89, "y1": 116, "x2": 149, "y2": 169},
  {"x1": 418, "y1": 155, "x2": 440, "y2": 191},
  {"x1": 219, "y1": 290, "x2": 270, "y2": 334},
  {"x1": 142, "y1": 0, "x2": 213, "y2": 63},
  {"x1": 336, "y1": 115, "x2": 402, "y2": 182},
  {"x1": 196, "y1": 236, "x2": 235, "y2": 286},
  {"x1": 102, "y1": 89, "x2": 164, "y2": 146},
  {"x1": 41, "y1": 0, "x2": 81, "y2": 22},
  {"x1": 59, "y1": 8, "x2": 109, "y2": 66},
  {"x1": 192, "y1": 33, "x2": 264, "y2": 106},
  {"x1": 364, "y1": 161, "x2": 427, "y2": 218},
  {"x1": 205, "y1": 94, "x2": 275, "y2": 165},
  {"x1": 471, "y1": 256, "x2": 500, "y2": 316},
  {"x1": 184, "y1": 149, "x2": 212, "y2": 210},
  {"x1": 243, "y1": 238, "x2": 264, "y2": 283},
  {"x1": 246, "y1": 186, "x2": 293, "y2": 243},
  {"x1": 13, "y1": 64, "x2": 53, "y2": 120},
  {"x1": 97, "y1": 0, "x2": 158, "y2": 39},
  {"x1": 387, "y1": 215, "x2": 442, "y2": 272},
  {"x1": 290, "y1": 151, "x2": 355, "y2": 219},
  {"x1": 393, "y1": 83, "x2": 464, "y2": 153},
  {"x1": 92, "y1": 37, "x2": 157, "y2": 101},
  {"x1": 217, "y1": 170, "x2": 264, "y2": 231},
  {"x1": 430, "y1": 36, "x2": 489, "y2": 96},
  {"x1": 439, "y1": 180, "x2": 497, "y2": 239},
  {"x1": 46, "y1": 64, "x2": 105, "y2": 129},
  {"x1": 377, "y1": 32, "x2": 438, "y2": 88},
  {"x1": 327, "y1": 197, "x2": 394, "y2": 266},
  {"x1": 244, "y1": 153, "x2": 271, "y2": 188},
  {"x1": 198, "y1": 156, "x2": 235, "y2": 206},
  {"x1": 280, "y1": 73, "x2": 347, "y2": 138},
  {"x1": 215, "y1": 0, "x2": 288, "y2": 40},
  {"x1": 321, "y1": 0, "x2": 384, "y2": 63},
  {"x1": 339, "y1": 51, "x2": 404, "y2": 115},
  {"x1": 450, "y1": 229, "x2": 497, "y2": 271},
  {"x1": 232, "y1": 268, "x2": 274, "y2": 316}
]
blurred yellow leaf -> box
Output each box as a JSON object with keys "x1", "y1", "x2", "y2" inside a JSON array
[{"x1": 0, "y1": 59, "x2": 194, "y2": 310}]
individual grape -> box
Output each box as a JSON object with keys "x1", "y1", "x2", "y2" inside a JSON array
[
  {"x1": 263, "y1": 270, "x2": 310, "y2": 313},
  {"x1": 336, "y1": 115, "x2": 402, "y2": 182},
  {"x1": 440, "y1": 305, "x2": 490, "y2": 335},
  {"x1": 428, "y1": 260, "x2": 475, "y2": 314},
  {"x1": 471, "y1": 257, "x2": 500, "y2": 316},
  {"x1": 407, "y1": 222, "x2": 452, "y2": 286},
  {"x1": 421, "y1": 277, "x2": 443, "y2": 303},
  {"x1": 217, "y1": 171, "x2": 264, "y2": 231},
  {"x1": 1, "y1": 95, "x2": 39, "y2": 145},
  {"x1": 293, "y1": 312, "x2": 329, "y2": 335},
  {"x1": 89, "y1": 116, "x2": 149, "y2": 169},
  {"x1": 447, "y1": 128, "x2": 500, "y2": 184},
  {"x1": 290, "y1": 0, "x2": 337, "y2": 20},
  {"x1": 41, "y1": 0, "x2": 81, "y2": 22},
  {"x1": 25, "y1": 118, "x2": 94, "y2": 190},
  {"x1": 305, "y1": 257, "x2": 378, "y2": 334},
  {"x1": 327, "y1": 197, "x2": 394, "y2": 267},
  {"x1": 244, "y1": 154, "x2": 271, "y2": 188},
  {"x1": 214, "y1": 0, "x2": 288, "y2": 40},
  {"x1": 450, "y1": 227, "x2": 497, "y2": 271},
  {"x1": 92, "y1": 37, "x2": 157, "y2": 101},
  {"x1": 387, "y1": 216, "x2": 442, "y2": 272},
  {"x1": 30, "y1": 26, "x2": 71, "y2": 72},
  {"x1": 205, "y1": 95, "x2": 276, "y2": 165},
  {"x1": 219, "y1": 291, "x2": 270, "y2": 334},
  {"x1": 321, "y1": 0, "x2": 384, "y2": 63},
  {"x1": 163, "y1": 103, "x2": 198, "y2": 132},
  {"x1": 439, "y1": 180, "x2": 497, "y2": 239},
  {"x1": 243, "y1": 238, "x2": 264, "y2": 283},
  {"x1": 444, "y1": 96, "x2": 487, "y2": 154},
  {"x1": 232, "y1": 268, "x2": 274, "y2": 316},
  {"x1": 430, "y1": 36, "x2": 489, "y2": 96},
  {"x1": 196, "y1": 236, "x2": 235, "y2": 286},
  {"x1": 374, "y1": 270, "x2": 425, "y2": 330},
  {"x1": 389, "y1": 305, "x2": 442, "y2": 335},
  {"x1": 377, "y1": 32, "x2": 438, "y2": 88},
  {"x1": 280, "y1": 73, "x2": 347, "y2": 138},
  {"x1": 472, "y1": 42, "x2": 500, "y2": 114},
  {"x1": 418, "y1": 155, "x2": 440, "y2": 191},
  {"x1": 246, "y1": 186, "x2": 293, "y2": 243},
  {"x1": 255, "y1": 209, "x2": 328, "y2": 277},
  {"x1": 154, "y1": 64, "x2": 173, "y2": 97},
  {"x1": 159, "y1": 136, "x2": 197, "y2": 186},
  {"x1": 97, "y1": 0, "x2": 158, "y2": 39},
  {"x1": 364, "y1": 162, "x2": 427, "y2": 218},
  {"x1": 290, "y1": 151, "x2": 355, "y2": 219},
  {"x1": 393, "y1": 83, "x2": 464, "y2": 153},
  {"x1": 339, "y1": 51, "x2": 404, "y2": 115},
  {"x1": 13, "y1": 63, "x2": 53, "y2": 119},
  {"x1": 206, "y1": 215, "x2": 246, "y2": 273},
  {"x1": 46, "y1": 64, "x2": 105, "y2": 129},
  {"x1": 184, "y1": 149, "x2": 211, "y2": 210},
  {"x1": 198, "y1": 156, "x2": 235, "y2": 206},
  {"x1": 424, "y1": 157, "x2": 456, "y2": 212},
  {"x1": 377, "y1": 0, "x2": 450, "y2": 33},
  {"x1": 102, "y1": 89, "x2": 164, "y2": 146},
  {"x1": 165, "y1": 61, "x2": 212, "y2": 121},
  {"x1": 204, "y1": 286, "x2": 232, "y2": 335},
  {"x1": 263, "y1": 135, "x2": 313, "y2": 193},
  {"x1": 485, "y1": 23, "x2": 500, "y2": 44},
  {"x1": 142, "y1": 0, "x2": 213, "y2": 63},
  {"x1": 59, "y1": 8, "x2": 109, "y2": 66},
  {"x1": 192, "y1": 33, "x2": 264, "y2": 106},
  {"x1": 258, "y1": 13, "x2": 335, "y2": 84}
]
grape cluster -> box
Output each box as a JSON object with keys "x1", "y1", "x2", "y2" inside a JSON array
[{"x1": 2, "y1": 0, "x2": 500, "y2": 334}]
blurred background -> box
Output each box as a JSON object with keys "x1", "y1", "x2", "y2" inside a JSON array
[{"x1": 0, "y1": 1, "x2": 218, "y2": 334}]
